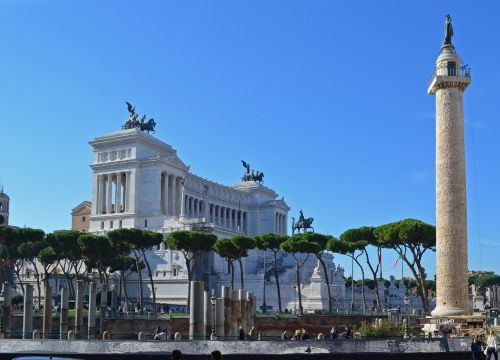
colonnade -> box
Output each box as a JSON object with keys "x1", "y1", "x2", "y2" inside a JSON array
[
  {"x1": 181, "y1": 195, "x2": 249, "y2": 233},
  {"x1": 96, "y1": 172, "x2": 129, "y2": 215},
  {"x1": 275, "y1": 213, "x2": 286, "y2": 235},
  {"x1": 160, "y1": 172, "x2": 183, "y2": 217}
]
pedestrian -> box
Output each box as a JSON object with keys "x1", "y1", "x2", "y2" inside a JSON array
[
  {"x1": 171, "y1": 349, "x2": 182, "y2": 360},
  {"x1": 329, "y1": 326, "x2": 337, "y2": 340},
  {"x1": 248, "y1": 326, "x2": 256, "y2": 340},
  {"x1": 281, "y1": 330, "x2": 289, "y2": 341},
  {"x1": 210, "y1": 350, "x2": 223, "y2": 360},
  {"x1": 239, "y1": 326, "x2": 245, "y2": 340},
  {"x1": 301, "y1": 328, "x2": 310, "y2": 340},
  {"x1": 486, "y1": 330, "x2": 498, "y2": 360},
  {"x1": 153, "y1": 325, "x2": 161, "y2": 338},
  {"x1": 471, "y1": 334, "x2": 483, "y2": 360},
  {"x1": 291, "y1": 329, "x2": 301, "y2": 341}
]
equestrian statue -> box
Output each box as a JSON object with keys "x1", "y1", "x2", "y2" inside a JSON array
[
  {"x1": 122, "y1": 101, "x2": 157, "y2": 133},
  {"x1": 292, "y1": 210, "x2": 314, "y2": 234},
  {"x1": 241, "y1": 160, "x2": 264, "y2": 183}
]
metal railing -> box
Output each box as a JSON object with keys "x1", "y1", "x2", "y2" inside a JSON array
[{"x1": 428, "y1": 63, "x2": 471, "y2": 88}]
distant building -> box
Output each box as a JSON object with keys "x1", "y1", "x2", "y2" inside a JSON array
[
  {"x1": 71, "y1": 200, "x2": 91, "y2": 232},
  {"x1": 0, "y1": 187, "x2": 10, "y2": 226}
]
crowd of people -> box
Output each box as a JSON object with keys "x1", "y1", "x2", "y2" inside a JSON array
[
  {"x1": 280, "y1": 326, "x2": 352, "y2": 341},
  {"x1": 471, "y1": 330, "x2": 498, "y2": 360}
]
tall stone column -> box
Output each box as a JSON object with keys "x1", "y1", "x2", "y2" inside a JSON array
[
  {"x1": 245, "y1": 292, "x2": 253, "y2": 330},
  {"x1": 116, "y1": 173, "x2": 122, "y2": 213},
  {"x1": 428, "y1": 26, "x2": 471, "y2": 317},
  {"x1": 100, "y1": 284, "x2": 108, "y2": 335},
  {"x1": 239, "y1": 289, "x2": 247, "y2": 335},
  {"x1": 23, "y1": 284, "x2": 33, "y2": 339},
  {"x1": 74, "y1": 280, "x2": 84, "y2": 338},
  {"x1": 177, "y1": 178, "x2": 183, "y2": 218},
  {"x1": 42, "y1": 286, "x2": 52, "y2": 339},
  {"x1": 1, "y1": 282, "x2": 12, "y2": 333},
  {"x1": 215, "y1": 298, "x2": 224, "y2": 339},
  {"x1": 88, "y1": 282, "x2": 97, "y2": 339},
  {"x1": 60, "y1": 287, "x2": 69, "y2": 339},
  {"x1": 124, "y1": 172, "x2": 129, "y2": 212},
  {"x1": 203, "y1": 290, "x2": 210, "y2": 339},
  {"x1": 189, "y1": 281, "x2": 204, "y2": 340},
  {"x1": 222, "y1": 286, "x2": 231, "y2": 338},
  {"x1": 106, "y1": 174, "x2": 112, "y2": 214},
  {"x1": 230, "y1": 290, "x2": 239, "y2": 338},
  {"x1": 164, "y1": 173, "x2": 169, "y2": 215}
]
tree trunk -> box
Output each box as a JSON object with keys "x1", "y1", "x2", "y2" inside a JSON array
[
  {"x1": 364, "y1": 252, "x2": 381, "y2": 311},
  {"x1": 186, "y1": 257, "x2": 191, "y2": 313},
  {"x1": 121, "y1": 271, "x2": 130, "y2": 309},
  {"x1": 238, "y1": 259, "x2": 245, "y2": 289},
  {"x1": 32, "y1": 261, "x2": 42, "y2": 309},
  {"x1": 295, "y1": 260, "x2": 303, "y2": 315},
  {"x1": 317, "y1": 255, "x2": 332, "y2": 314},
  {"x1": 273, "y1": 251, "x2": 283, "y2": 313},
  {"x1": 230, "y1": 261, "x2": 235, "y2": 290},
  {"x1": 354, "y1": 258, "x2": 367, "y2": 313},
  {"x1": 133, "y1": 251, "x2": 144, "y2": 311},
  {"x1": 142, "y1": 250, "x2": 157, "y2": 314}
]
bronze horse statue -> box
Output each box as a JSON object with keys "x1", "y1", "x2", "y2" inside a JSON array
[
  {"x1": 139, "y1": 118, "x2": 156, "y2": 133},
  {"x1": 291, "y1": 217, "x2": 314, "y2": 234}
]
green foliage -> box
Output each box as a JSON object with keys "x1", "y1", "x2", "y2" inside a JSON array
[
  {"x1": 281, "y1": 234, "x2": 320, "y2": 254},
  {"x1": 469, "y1": 273, "x2": 500, "y2": 289},
  {"x1": 213, "y1": 237, "x2": 238, "y2": 261},
  {"x1": 358, "y1": 320, "x2": 404, "y2": 338},
  {"x1": 254, "y1": 233, "x2": 288, "y2": 251},
  {"x1": 374, "y1": 219, "x2": 435, "y2": 250}
]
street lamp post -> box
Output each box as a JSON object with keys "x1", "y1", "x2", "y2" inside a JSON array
[
  {"x1": 403, "y1": 295, "x2": 410, "y2": 338},
  {"x1": 210, "y1": 289, "x2": 217, "y2": 340}
]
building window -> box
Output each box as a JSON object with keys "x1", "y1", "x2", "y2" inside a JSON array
[
  {"x1": 110, "y1": 220, "x2": 113, "y2": 228},
  {"x1": 82, "y1": 216, "x2": 86, "y2": 222},
  {"x1": 101, "y1": 221, "x2": 104, "y2": 229},
  {"x1": 145, "y1": 219, "x2": 148, "y2": 228},
  {"x1": 173, "y1": 268, "x2": 177, "y2": 277}
]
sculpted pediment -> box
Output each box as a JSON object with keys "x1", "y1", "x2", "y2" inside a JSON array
[{"x1": 163, "y1": 155, "x2": 189, "y2": 172}]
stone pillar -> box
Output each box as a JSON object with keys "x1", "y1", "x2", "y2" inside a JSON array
[
  {"x1": 245, "y1": 292, "x2": 253, "y2": 331},
  {"x1": 251, "y1": 294, "x2": 257, "y2": 329},
  {"x1": 222, "y1": 286, "x2": 231, "y2": 338},
  {"x1": 106, "y1": 174, "x2": 112, "y2": 214},
  {"x1": 23, "y1": 284, "x2": 33, "y2": 339},
  {"x1": 60, "y1": 287, "x2": 69, "y2": 339},
  {"x1": 88, "y1": 282, "x2": 97, "y2": 339},
  {"x1": 177, "y1": 178, "x2": 183, "y2": 218},
  {"x1": 239, "y1": 289, "x2": 247, "y2": 335},
  {"x1": 215, "y1": 298, "x2": 224, "y2": 339},
  {"x1": 189, "y1": 281, "x2": 204, "y2": 340},
  {"x1": 230, "y1": 290, "x2": 239, "y2": 338},
  {"x1": 74, "y1": 280, "x2": 84, "y2": 338},
  {"x1": 42, "y1": 286, "x2": 52, "y2": 339},
  {"x1": 124, "y1": 172, "x2": 129, "y2": 212},
  {"x1": 428, "y1": 39, "x2": 471, "y2": 317},
  {"x1": 116, "y1": 172, "x2": 122, "y2": 213},
  {"x1": 203, "y1": 290, "x2": 211, "y2": 339},
  {"x1": 228, "y1": 209, "x2": 233, "y2": 230},
  {"x1": 163, "y1": 173, "x2": 170, "y2": 216},
  {"x1": 100, "y1": 284, "x2": 108, "y2": 335}
]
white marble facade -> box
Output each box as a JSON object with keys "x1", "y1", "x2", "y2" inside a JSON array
[{"x1": 88, "y1": 128, "x2": 290, "y2": 306}]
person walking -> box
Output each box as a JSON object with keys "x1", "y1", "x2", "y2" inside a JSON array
[
  {"x1": 471, "y1": 335, "x2": 483, "y2": 360},
  {"x1": 486, "y1": 331, "x2": 498, "y2": 360},
  {"x1": 329, "y1": 326, "x2": 337, "y2": 340}
]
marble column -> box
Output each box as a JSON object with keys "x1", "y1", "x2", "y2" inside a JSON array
[
  {"x1": 42, "y1": 286, "x2": 52, "y2": 339},
  {"x1": 239, "y1": 289, "x2": 247, "y2": 335},
  {"x1": 203, "y1": 290, "x2": 211, "y2": 339},
  {"x1": 106, "y1": 174, "x2": 112, "y2": 214},
  {"x1": 88, "y1": 282, "x2": 97, "y2": 339},
  {"x1": 1, "y1": 282, "x2": 12, "y2": 333},
  {"x1": 177, "y1": 179, "x2": 183, "y2": 218},
  {"x1": 164, "y1": 173, "x2": 169, "y2": 215},
  {"x1": 59, "y1": 287, "x2": 69, "y2": 340},
  {"x1": 245, "y1": 292, "x2": 253, "y2": 331},
  {"x1": 23, "y1": 284, "x2": 33, "y2": 339},
  {"x1": 222, "y1": 286, "x2": 231, "y2": 338},
  {"x1": 75, "y1": 280, "x2": 84, "y2": 338},
  {"x1": 230, "y1": 290, "x2": 239, "y2": 338},
  {"x1": 215, "y1": 298, "x2": 224, "y2": 339},
  {"x1": 124, "y1": 172, "x2": 129, "y2": 212},
  {"x1": 100, "y1": 284, "x2": 107, "y2": 335},
  {"x1": 189, "y1": 281, "x2": 204, "y2": 340},
  {"x1": 116, "y1": 173, "x2": 122, "y2": 213}
]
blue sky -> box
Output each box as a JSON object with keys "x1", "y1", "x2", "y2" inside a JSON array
[{"x1": 1, "y1": 1, "x2": 499, "y2": 280}]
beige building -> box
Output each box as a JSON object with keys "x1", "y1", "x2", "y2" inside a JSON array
[{"x1": 71, "y1": 201, "x2": 91, "y2": 232}]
